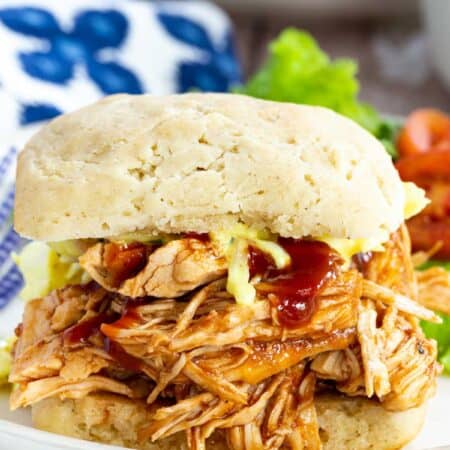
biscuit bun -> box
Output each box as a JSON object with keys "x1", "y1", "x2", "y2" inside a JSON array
[
  {"x1": 31, "y1": 393, "x2": 425, "y2": 450},
  {"x1": 14, "y1": 93, "x2": 404, "y2": 241}
]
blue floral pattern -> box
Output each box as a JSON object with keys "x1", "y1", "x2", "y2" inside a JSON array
[
  {"x1": 0, "y1": 1, "x2": 242, "y2": 310},
  {"x1": 0, "y1": 7, "x2": 143, "y2": 94},
  {"x1": 21, "y1": 103, "x2": 62, "y2": 125},
  {"x1": 157, "y1": 12, "x2": 241, "y2": 92}
]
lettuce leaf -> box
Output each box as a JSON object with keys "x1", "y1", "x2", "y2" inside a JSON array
[
  {"x1": 238, "y1": 27, "x2": 450, "y2": 371},
  {"x1": 421, "y1": 312, "x2": 450, "y2": 374},
  {"x1": 419, "y1": 260, "x2": 450, "y2": 374},
  {"x1": 419, "y1": 259, "x2": 450, "y2": 272},
  {"x1": 238, "y1": 28, "x2": 398, "y2": 157},
  {"x1": 13, "y1": 241, "x2": 90, "y2": 302}
]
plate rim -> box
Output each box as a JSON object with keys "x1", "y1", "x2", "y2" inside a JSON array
[{"x1": 0, "y1": 416, "x2": 125, "y2": 450}]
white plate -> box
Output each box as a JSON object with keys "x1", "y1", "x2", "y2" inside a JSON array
[
  {"x1": 1, "y1": 125, "x2": 450, "y2": 450},
  {"x1": 0, "y1": 387, "x2": 124, "y2": 450}
]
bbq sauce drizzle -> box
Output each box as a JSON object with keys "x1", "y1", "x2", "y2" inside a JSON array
[
  {"x1": 250, "y1": 238, "x2": 340, "y2": 328},
  {"x1": 63, "y1": 313, "x2": 114, "y2": 344},
  {"x1": 63, "y1": 308, "x2": 145, "y2": 372},
  {"x1": 102, "y1": 242, "x2": 149, "y2": 287},
  {"x1": 63, "y1": 236, "x2": 339, "y2": 373}
]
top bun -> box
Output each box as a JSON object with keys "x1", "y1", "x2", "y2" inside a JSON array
[{"x1": 14, "y1": 93, "x2": 404, "y2": 241}]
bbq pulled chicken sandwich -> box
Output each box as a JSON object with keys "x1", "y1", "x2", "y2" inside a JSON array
[{"x1": 10, "y1": 94, "x2": 442, "y2": 450}]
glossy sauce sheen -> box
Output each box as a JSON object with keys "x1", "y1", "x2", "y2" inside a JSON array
[
  {"x1": 103, "y1": 242, "x2": 149, "y2": 287},
  {"x1": 63, "y1": 308, "x2": 144, "y2": 372},
  {"x1": 352, "y1": 251, "x2": 373, "y2": 276},
  {"x1": 103, "y1": 338, "x2": 143, "y2": 372},
  {"x1": 102, "y1": 301, "x2": 144, "y2": 331},
  {"x1": 250, "y1": 239, "x2": 339, "y2": 328},
  {"x1": 63, "y1": 313, "x2": 117, "y2": 344},
  {"x1": 100, "y1": 303, "x2": 146, "y2": 370}
]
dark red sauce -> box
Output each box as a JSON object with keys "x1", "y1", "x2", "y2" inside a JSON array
[
  {"x1": 103, "y1": 242, "x2": 149, "y2": 287},
  {"x1": 63, "y1": 296, "x2": 148, "y2": 372},
  {"x1": 14, "y1": 322, "x2": 23, "y2": 337},
  {"x1": 100, "y1": 299, "x2": 157, "y2": 371},
  {"x1": 106, "y1": 305, "x2": 142, "y2": 330},
  {"x1": 248, "y1": 246, "x2": 276, "y2": 278},
  {"x1": 103, "y1": 338, "x2": 143, "y2": 372},
  {"x1": 99, "y1": 299, "x2": 148, "y2": 341},
  {"x1": 352, "y1": 251, "x2": 373, "y2": 276},
  {"x1": 63, "y1": 313, "x2": 118, "y2": 344},
  {"x1": 251, "y1": 239, "x2": 339, "y2": 328}
]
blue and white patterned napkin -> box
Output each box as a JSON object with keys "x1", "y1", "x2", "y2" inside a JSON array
[
  {"x1": 0, "y1": 0, "x2": 241, "y2": 130},
  {"x1": 0, "y1": 143, "x2": 22, "y2": 310},
  {"x1": 0, "y1": 0, "x2": 241, "y2": 309}
]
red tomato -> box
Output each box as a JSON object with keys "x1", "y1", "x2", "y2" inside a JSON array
[
  {"x1": 407, "y1": 215, "x2": 450, "y2": 259},
  {"x1": 425, "y1": 181, "x2": 450, "y2": 220},
  {"x1": 397, "y1": 109, "x2": 450, "y2": 157},
  {"x1": 395, "y1": 150, "x2": 450, "y2": 184}
]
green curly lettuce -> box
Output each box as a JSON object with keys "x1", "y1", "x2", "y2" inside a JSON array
[
  {"x1": 419, "y1": 260, "x2": 450, "y2": 272},
  {"x1": 419, "y1": 260, "x2": 450, "y2": 374},
  {"x1": 421, "y1": 312, "x2": 450, "y2": 374},
  {"x1": 238, "y1": 28, "x2": 398, "y2": 157}
]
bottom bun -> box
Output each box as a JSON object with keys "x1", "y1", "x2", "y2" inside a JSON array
[
  {"x1": 31, "y1": 393, "x2": 426, "y2": 450},
  {"x1": 316, "y1": 394, "x2": 425, "y2": 450}
]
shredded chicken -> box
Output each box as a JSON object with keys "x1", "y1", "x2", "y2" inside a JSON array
[
  {"x1": 411, "y1": 241, "x2": 442, "y2": 268},
  {"x1": 13, "y1": 283, "x2": 109, "y2": 359},
  {"x1": 147, "y1": 353, "x2": 187, "y2": 405},
  {"x1": 362, "y1": 279, "x2": 441, "y2": 323},
  {"x1": 10, "y1": 333, "x2": 120, "y2": 384},
  {"x1": 416, "y1": 266, "x2": 450, "y2": 315},
  {"x1": 310, "y1": 346, "x2": 365, "y2": 396},
  {"x1": 80, "y1": 239, "x2": 227, "y2": 298},
  {"x1": 312, "y1": 283, "x2": 440, "y2": 410},
  {"x1": 100, "y1": 271, "x2": 361, "y2": 355},
  {"x1": 358, "y1": 224, "x2": 417, "y2": 299},
  {"x1": 10, "y1": 375, "x2": 136, "y2": 409},
  {"x1": 9, "y1": 227, "x2": 445, "y2": 449},
  {"x1": 356, "y1": 302, "x2": 439, "y2": 410},
  {"x1": 9, "y1": 337, "x2": 63, "y2": 382},
  {"x1": 310, "y1": 227, "x2": 441, "y2": 412},
  {"x1": 139, "y1": 367, "x2": 320, "y2": 450},
  {"x1": 357, "y1": 300, "x2": 392, "y2": 398},
  {"x1": 10, "y1": 283, "x2": 115, "y2": 384}
]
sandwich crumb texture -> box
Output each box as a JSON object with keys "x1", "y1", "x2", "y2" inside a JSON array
[
  {"x1": 32, "y1": 393, "x2": 425, "y2": 450},
  {"x1": 14, "y1": 93, "x2": 404, "y2": 241}
]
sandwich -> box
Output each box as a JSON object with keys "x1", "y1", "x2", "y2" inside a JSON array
[{"x1": 9, "y1": 93, "x2": 442, "y2": 450}]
